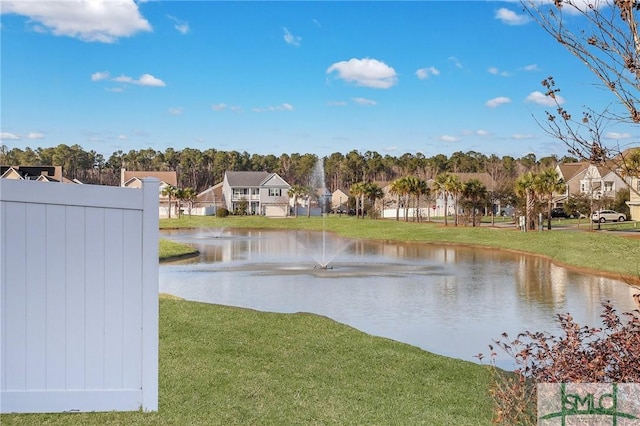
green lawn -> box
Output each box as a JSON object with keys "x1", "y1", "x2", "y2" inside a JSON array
[
  {"x1": 160, "y1": 215, "x2": 640, "y2": 282},
  {"x1": 159, "y1": 238, "x2": 199, "y2": 261},
  {"x1": 1, "y1": 298, "x2": 494, "y2": 425}
]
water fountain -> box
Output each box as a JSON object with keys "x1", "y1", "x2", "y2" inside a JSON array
[{"x1": 309, "y1": 156, "x2": 334, "y2": 269}]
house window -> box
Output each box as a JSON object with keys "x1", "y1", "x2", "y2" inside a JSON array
[
  {"x1": 233, "y1": 188, "x2": 250, "y2": 197},
  {"x1": 603, "y1": 181, "x2": 613, "y2": 192},
  {"x1": 269, "y1": 188, "x2": 282, "y2": 197}
]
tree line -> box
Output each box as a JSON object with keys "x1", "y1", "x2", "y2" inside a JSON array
[{"x1": 0, "y1": 143, "x2": 573, "y2": 194}]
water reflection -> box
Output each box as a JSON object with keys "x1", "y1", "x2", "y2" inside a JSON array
[{"x1": 159, "y1": 229, "x2": 636, "y2": 369}]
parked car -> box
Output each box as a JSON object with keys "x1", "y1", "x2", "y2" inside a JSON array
[
  {"x1": 591, "y1": 210, "x2": 626, "y2": 223},
  {"x1": 550, "y1": 207, "x2": 570, "y2": 218}
]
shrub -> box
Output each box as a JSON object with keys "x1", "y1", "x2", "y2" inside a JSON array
[
  {"x1": 216, "y1": 207, "x2": 229, "y2": 218},
  {"x1": 480, "y1": 299, "x2": 640, "y2": 425}
]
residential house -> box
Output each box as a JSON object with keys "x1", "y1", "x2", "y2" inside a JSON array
[
  {"x1": 579, "y1": 162, "x2": 629, "y2": 200},
  {"x1": 120, "y1": 169, "x2": 178, "y2": 218},
  {"x1": 554, "y1": 162, "x2": 589, "y2": 206},
  {"x1": 627, "y1": 176, "x2": 640, "y2": 220},
  {"x1": 331, "y1": 188, "x2": 350, "y2": 213},
  {"x1": 221, "y1": 171, "x2": 290, "y2": 217},
  {"x1": 192, "y1": 182, "x2": 223, "y2": 216}
]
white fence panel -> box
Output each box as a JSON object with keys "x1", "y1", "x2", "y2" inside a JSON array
[{"x1": 0, "y1": 178, "x2": 159, "y2": 413}]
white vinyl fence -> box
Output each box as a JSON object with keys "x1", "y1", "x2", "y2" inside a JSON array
[{"x1": 0, "y1": 178, "x2": 159, "y2": 413}]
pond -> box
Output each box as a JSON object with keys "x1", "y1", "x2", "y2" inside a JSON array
[{"x1": 159, "y1": 228, "x2": 637, "y2": 369}]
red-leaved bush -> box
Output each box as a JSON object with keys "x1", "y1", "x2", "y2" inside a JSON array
[{"x1": 479, "y1": 300, "x2": 640, "y2": 425}]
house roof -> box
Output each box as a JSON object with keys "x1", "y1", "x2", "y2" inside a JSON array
[
  {"x1": 452, "y1": 172, "x2": 495, "y2": 188},
  {"x1": 196, "y1": 182, "x2": 223, "y2": 203},
  {"x1": 557, "y1": 162, "x2": 589, "y2": 181},
  {"x1": 224, "y1": 171, "x2": 271, "y2": 187},
  {"x1": 121, "y1": 170, "x2": 177, "y2": 186},
  {"x1": 261, "y1": 173, "x2": 290, "y2": 188},
  {"x1": 1, "y1": 165, "x2": 64, "y2": 182}
]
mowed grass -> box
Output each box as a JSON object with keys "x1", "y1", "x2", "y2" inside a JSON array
[
  {"x1": 1, "y1": 298, "x2": 493, "y2": 425},
  {"x1": 158, "y1": 238, "x2": 199, "y2": 261},
  {"x1": 161, "y1": 215, "x2": 640, "y2": 281}
]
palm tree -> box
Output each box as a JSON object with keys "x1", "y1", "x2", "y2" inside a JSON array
[
  {"x1": 413, "y1": 178, "x2": 430, "y2": 222},
  {"x1": 350, "y1": 182, "x2": 366, "y2": 219},
  {"x1": 515, "y1": 172, "x2": 537, "y2": 231},
  {"x1": 403, "y1": 176, "x2": 429, "y2": 222},
  {"x1": 462, "y1": 179, "x2": 487, "y2": 227},
  {"x1": 534, "y1": 169, "x2": 566, "y2": 230},
  {"x1": 179, "y1": 187, "x2": 197, "y2": 217},
  {"x1": 388, "y1": 178, "x2": 406, "y2": 221},
  {"x1": 287, "y1": 184, "x2": 306, "y2": 218},
  {"x1": 433, "y1": 173, "x2": 452, "y2": 226},
  {"x1": 364, "y1": 182, "x2": 383, "y2": 219},
  {"x1": 446, "y1": 174, "x2": 463, "y2": 226},
  {"x1": 161, "y1": 184, "x2": 177, "y2": 218}
]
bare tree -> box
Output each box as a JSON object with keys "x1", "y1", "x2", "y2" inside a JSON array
[{"x1": 523, "y1": 0, "x2": 640, "y2": 195}]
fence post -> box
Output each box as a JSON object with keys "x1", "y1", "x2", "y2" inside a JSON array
[{"x1": 141, "y1": 178, "x2": 159, "y2": 411}]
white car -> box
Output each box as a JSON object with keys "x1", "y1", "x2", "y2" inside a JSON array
[{"x1": 591, "y1": 210, "x2": 626, "y2": 223}]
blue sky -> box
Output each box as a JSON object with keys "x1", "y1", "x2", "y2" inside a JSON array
[{"x1": 1, "y1": 0, "x2": 637, "y2": 159}]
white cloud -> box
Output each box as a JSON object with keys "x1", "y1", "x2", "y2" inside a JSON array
[
  {"x1": 327, "y1": 101, "x2": 347, "y2": 107},
  {"x1": 351, "y1": 97, "x2": 377, "y2": 106},
  {"x1": 27, "y1": 132, "x2": 44, "y2": 139},
  {"x1": 138, "y1": 74, "x2": 165, "y2": 87},
  {"x1": 113, "y1": 73, "x2": 166, "y2": 87},
  {"x1": 605, "y1": 132, "x2": 632, "y2": 139},
  {"x1": 0, "y1": 132, "x2": 20, "y2": 140},
  {"x1": 416, "y1": 66, "x2": 440, "y2": 80},
  {"x1": 107, "y1": 87, "x2": 124, "y2": 93},
  {"x1": 511, "y1": 133, "x2": 536, "y2": 140},
  {"x1": 91, "y1": 71, "x2": 110, "y2": 81},
  {"x1": 212, "y1": 104, "x2": 242, "y2": 112},
  {"x1": 327, "y1": 58, "x2": 397, "y2": 89},
  {"x1": 168, "y1": 107, "x2": 183, "y2": 116},
  {"x1": 495, "y1": 8, "x2": 530, "y2": 26},
  {"x1": 488, "y1": 67, "x2": 510, "y2": 77},
  {"x1": 439, "y1": 135, "x2": 460, "y2": 142},
  {"x1": 1, "y1": 0, "x2": 152, "y2": 43},
  {"x1": 118, "y1": 134, "x2": 128, "y2": 140},
  {"x1": 476, "y1": 129, "x2": 490, "y2": 137},
  {"x1": 283, "y1": 27, "x2": 301, "y2": 47},
  {"x1": 448, "y1": 56, "x2": 463, "y2": 69},
  {"x1": 167, "y1": 15, "x2": 189, "y2": 34},
  {"x1": 312, "y1": 18, "x2": 322, "y2": 28},
  {"x1": 486, "y1": 96, "x2": 512, "y2": 108},
  {"x1": 252, "y1": 103, "x2": 294, "y2": 113},
  {"x1": 525, "y1": 91, "x2": 565, "y2": 106},
  {"x1": 522, "y1": 64, "x2": 539, "y2": 72}
]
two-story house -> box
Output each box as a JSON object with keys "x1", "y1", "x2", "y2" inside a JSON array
[
  {"x1": 554, "y1": 161, "x2": 630, "y2": 206},
  {"x1": 554, "y1": 162, "x2": 589, "y2": 206},
  {"x1": 221, "y1": 171, "x2": 290, "y2": 217},
  {"x1": 579, "y1": 162, "x2": 629, "y2": 200},
  {"x1": 627, "y1": 176, "x2": 640, "y2": 220}
]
